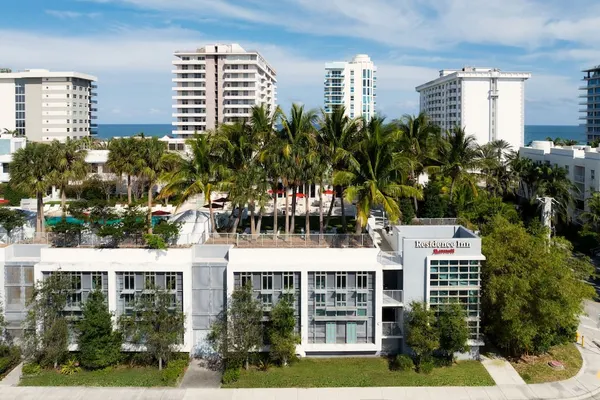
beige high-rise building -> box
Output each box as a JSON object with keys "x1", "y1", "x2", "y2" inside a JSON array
[
  {"x1": 0, "y1": 69, "x2": 98, "y2": 142},
  {"x1": 172, "y1": 44, "x2": 277, "y2": 137}
]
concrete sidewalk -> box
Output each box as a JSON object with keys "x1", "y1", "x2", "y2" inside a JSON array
[{"x1": 481, "y1": 355, "x2": 527, "y2": 385}]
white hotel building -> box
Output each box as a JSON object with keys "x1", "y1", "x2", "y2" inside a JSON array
[
  {"x1": 324, "y1": 55, "x2": 376, "y2": 120},
  {"x1": 416, "y1": 67, "x2": 531, "y2": 150},
  {"x1": 0, "y1": 225, "x2": 484, "y2": 358},
  {"x1": 172, "y1": 44, "x2": 277, "y2": 137},
  {"x1": 0, "y1": 69, "x2": 98, "y2": 142}
]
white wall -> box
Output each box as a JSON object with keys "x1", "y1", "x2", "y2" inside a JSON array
[
  {"x1": 497, "y1": 80, "x2": 525, "y2": 151},
  {"x1": 462, "y1": 79, "x2": 491, "y2": 146},
  {"x1": 0, "y1": 81, "x2": 16, "y2": 131}
]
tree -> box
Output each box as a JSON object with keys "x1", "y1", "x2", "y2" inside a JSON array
[
  {"x1": 208, "y1": 283, "x2": 263, "y2": 370},
  {"x1": 437, "y1": 127, "x2": 480, "y2": 201},
  {"x1": 482, "y1": 216, "x2": 595, "y2": 356},
  {"x1": 50, "y1": 138, "x2": 89, "y2": 215},
  {"x1": 269, "y1": 297, "x2": 300, "y2": 366},
  {"x1": 399, "y1": 198, "x2": 415, "y2": 225},
  {"x1": 335, "y1": 116, "x2": 422, "y2": 233},
  {"x1": 436, "y1": 302, "x2": 469, "y2": 362},
  {"x1": 137, "y1": 138, "x2": 171, "y2": 234},
  {"x1": 10, "y1": 142, "x2": 54, "y2": 238},
  {"x1": 119, "y1": 287, "x2": 185, "y2": 370},
  {"x1": 23, "y1": 271, "x2": 73, "y2": 368},
  {"x1": 107, "y1": 138, "x2": 140, "y2": 205},
  {"x1": 77, "y1": 291, "x2": 122, "y2": 369},
  {"x1": 0, "y1": 300, "x2": 7, "y2": 344},
  {"x1": 405, "y1": 301, "x2": 439, "y2": 371},
  {"x1": 0, "y1": 207, "x2": 26, "y2": 241}
]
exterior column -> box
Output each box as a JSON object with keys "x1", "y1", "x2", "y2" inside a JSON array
[{"x1": 299, "y1": 270, "x2": 309, "y2": 356}]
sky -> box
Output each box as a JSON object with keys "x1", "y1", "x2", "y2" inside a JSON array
[{"x1": 1, "y1": 0, "x2": 598, "y2": 125}]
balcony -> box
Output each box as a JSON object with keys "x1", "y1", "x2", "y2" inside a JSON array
[
  {"x1": 382, "y1": 322, "x2": 403, "y2": 338},
  {"x1": 377, "y1": 251, "x2": 402, "y2": 266},
  {"x1": 575, "y1": 173, "x2": 585, "y2": 183},
  {"x1": 382, "y1": 290, "x2": 403, "y2": 306}
]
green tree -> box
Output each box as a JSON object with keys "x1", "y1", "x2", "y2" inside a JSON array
[
  {"x1": 437, "y1": 127, "x2": 480, "y2": 201},
  {"x1": 77, "y1": 291, "x2": 122, "y2": 369},
  {"x1": 49, "y1": 138, "x2": 89, "y2": 215},
  {"x1": 269, "y1": 297, "x2": 300, "y2": 366},
  {"x1": 0, "y1": 207, "x2": 26, "y2": 241},
  {"x1": 10, "y1": 142, "x2": 55, "y2": 238},
  {"x1": 119, "y1": 287, "x2": 185, "y2": 370},
  {"x1": 0, "y1": 300, "x2": 7, "y2": 344},
  {"x1": 23, "y1": 271, "x2": 72, "y2": 368},
  {"x1": 107, "y1": 138, "x2": 141, "y2": 205},
  {"x1": 399, "y1": 198, "x2": 415, "y2": 225},
  {"x1": 482, "y1": 216, "x2": 595, "y2": 356},
  {"x1": 405, "y1": 301, "x2": 439, "y2": 371},
  {"x1": 436, "y1": 302, "x2": 469, "y2": 362},
  {"x1": 208, "y1": 283, "x2": 263, "y2": 370},
  {"x1": 137, "y1": 138, "x2": 171, "y2": 234},
  {"x1": 581, "y1": 191, "x2": 600, "y2": 231}
]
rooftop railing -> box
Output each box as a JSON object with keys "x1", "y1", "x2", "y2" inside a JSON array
[{"x1": 202, "y1": 233, "x2": 375, "y2": 248}]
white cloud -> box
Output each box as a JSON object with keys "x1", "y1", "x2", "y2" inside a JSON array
[{"x1": 45, "y1": 10, "x2": 101, "y2": 19}]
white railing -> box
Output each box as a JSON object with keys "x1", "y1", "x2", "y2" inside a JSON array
[
  {"x1": 377, "y1": 251, "x2": 403, "y2": 265},
  {"x1": 202, "y1": 233, "x2": 374, "y2": 248},
  {"x1": 382, "y1": 322, "x2": 403, "y2": 337},
  {"x1": 413, "y1": 218, "x2": 458, "y2": 225},
  {"x1": 383, "y1": 290, "x2": 403, "y2": 303}
]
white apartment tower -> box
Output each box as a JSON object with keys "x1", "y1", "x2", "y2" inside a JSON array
[
  {"x1": 416, "y1": 67, "x2": 531, "y2": 150},
  {"x1": 0, "y1": 69, "x2": 98, "y2": 142},
  {"x1": 324, "y1": 54, "x2": 376, "y2": 120},
  {"x1": 172, "y1": 44, "x2": 277, "y2": 137}
]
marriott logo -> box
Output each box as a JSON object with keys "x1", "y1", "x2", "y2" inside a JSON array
[{"x1": 414, "y1": 240, "x2": 471, "y2": 249}]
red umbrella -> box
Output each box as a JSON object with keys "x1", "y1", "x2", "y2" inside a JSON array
[
  {"x1": 0, "y1": 199, "x2": 9, "y2": 205},
  {"x1": 268, "y1": 189, "x2": 285, "y2": 195},
  {"x1": 323, "y1": 189, "x2": 335, "y2": 195},
  {"x1": 152, "y1": 210, "x2": 171, "y2": 216},
  {"x1": 292, "y1": 193, "x2": 306, "y2": 198}
]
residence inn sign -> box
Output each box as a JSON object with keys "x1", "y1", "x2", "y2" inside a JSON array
[{"x1": 414, "y1": 240, "x2": 471, "y2": 249}]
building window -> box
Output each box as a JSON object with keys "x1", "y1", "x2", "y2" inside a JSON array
[
  {"x1": 165, "y1": 273, "x2": 177, "y2": 290},
  {"x1": 262, "y1": 273, "x2": 273, "y2": 291},
  {"x1": 357, "y1": 272, "x2": 368, "y2": 289},
  {"x1": 91, "y1": 272, "x2": 103, "y2": 291},
  {"x1": 336, "y1": 292, "x2": 346, "y2": 307},
  {"x1": 315, "y1": 272, "x2": 326, "y2": 290},
  {"x1": 283, "y1": 272, "x2": 294, "y2": 290},
  {"x1": 356, "y1": 292, "x2": 367, "y2": 307},
  {"x1": 144, "y1": 273, "x2": 156, "y2": 289},
  {"x1": 262, "y1": 293, "x2": 273, "y2": 307},
  {"x1": 123, "y1": 273, "x2": 135, "y2": 290},
  {"x1": 336, "y1": 273, "x2": 347, "y2": 289},
  {"x1": 315, "y1": 293, "x2": 326, "y2": 307},
  {"x1": 240, "y1": 272, "x2": 252, "y2": 287},
  {"x1": 592, "y1": 170, "x2": 596, "y2": 181}
]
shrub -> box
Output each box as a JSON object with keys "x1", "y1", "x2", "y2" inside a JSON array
[
  {"x1": 161, "y1": 358, "x2": 188, "y2": 384},
  {"x1": 257, "y1": 359, "x2": 272, "y2": 371},
  {"x1": 144, "y1": 234, "x2": 167, "y2": 249},
  {"x1": 0, "y1": 345, "x2": 21, "y2": 376},
  {"x1": 21, "y1": 362, "x2": 41, "y2": 376},
  {"x1": 418, "y1": 359, "x2": 435, "y2": 374},
  {"x1": 391, "y1": 354, "x2": 414, "y2": 372},
  {"x1": 222, "y1": 367, "x2": 240, "y2": 384},
  {"x1": 60, "y1": 359, "x2": 82, "y2": 375}
]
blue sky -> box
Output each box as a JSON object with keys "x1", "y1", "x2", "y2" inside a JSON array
[{"x1": 1, "y1": 0, "x2": 598, "y2": 125}]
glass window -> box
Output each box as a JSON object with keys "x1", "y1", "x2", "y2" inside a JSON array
[
  {"x1": 91, "y1": 273, "x2": 103, "y2": 291},
  {"x1": 336, "y1": 292, "x2": 346, "y2": 307},
  {"x1": 336, "y1": 273, "x2": 347, "y2": 289},
  {"x1": 315, "y1": 293, "x2": 326, "y2": 307},
  {"x1": 166, "y1": 273, "x2": 177, "y2": 290},
  {"x1": 283, "y1": 272, "x2": 294, "y2": 290},
  {"x1": 124, "y1": 273, "x2": 135, "y2": 290},
  {"x1": 357, "y1": 272, "x2": 368, "y2": 289},
  {"x1": 262, "y1": 273, "x2": 273, "y2": 291},
  {"x1": 262, "y1": 293, "x2": 273, "y2": 307},
  {"x1": 144, "y1": 273, "x2": 155, "y2": 289},
  {"x1": 240, "y1": 272, "x2": 252, "y2": 287},
  {"x1": 357, "y1": 292, "x2": 367, "y2": 307}
]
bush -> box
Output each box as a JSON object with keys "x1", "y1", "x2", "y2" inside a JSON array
[
  {"x1": 391, "y1": 354, "x2": 414, "y2": 371},
  {"x1": 21, "y1": 362, "x2": 41, "y2": 376},
  {"x1": 418, "y1": 359, "x2": 435, "y2": 374},
  {"x1": 60, "y1": 359, "x2": 82, "y2": 375},
  {"x1": 161, "y1": 358, "x2": 188, "y2": 384},
  {"x1": 144, "y1": 234, "x2": 167, "y2": 249},
  {"x1": 0, "y1": 345, "x2": 21, "y2": 376},
  {"x1": 122, "y1": 352, "x2": 154, "y2": 367},
  {"x1": 222, "y1": 367, "x2": 240, "y2": 384}
]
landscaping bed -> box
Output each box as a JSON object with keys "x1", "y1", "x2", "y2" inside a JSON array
[
  {"x1": 222, "y1": 357, "x2": 495, "y2": 388},
  {"x1": 510, "y1": 343, "x2": 582, "y2": 383}
]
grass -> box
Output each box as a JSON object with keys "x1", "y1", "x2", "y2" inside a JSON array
[
  {"x1": 223, "y1": 357, "x2": 495, "y2": 388},
  {"x1": 510, "y1": 343, "x2": 583, "y2": 384},
  {"x1": 19, "y1": 364, "x2": 186, "y2": 387}
]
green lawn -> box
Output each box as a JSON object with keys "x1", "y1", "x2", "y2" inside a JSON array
[
  {"x1": 510, "y1": 343, "x2": 582, "y2": 383},
  {"x1": 19, "y1": 365, "x2": 185, "y2": 387},
  {"x1": 223, "y1": 358, "x2": 495, "y2": 388}
]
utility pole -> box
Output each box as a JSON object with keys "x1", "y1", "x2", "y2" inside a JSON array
[{"x1": 536, "y1": 197, "x2": 555, "y2": 240}]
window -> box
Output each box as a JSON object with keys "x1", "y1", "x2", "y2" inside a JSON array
[
  {"x1": 356, "y1": 292, "x2": 367, "y2": 307},
  {"x1": 144, "y1": 273, "x2": 155, "y2": 289},
  {"x1": 261, "y1": 273, "x2": 273, "y2": 291},
  {"x1": 315, "y1": 272, "x2": 326, "y2": 290},
  {"x1": 91, "y1": 273, "x2": 103, "y2": 291},
  {"x1": 315, "y1": 293, "x2": 326, "y2": 307},
  {"x1": 357, "y1": 272, "x2": 368, "y2": 289},
  {"x1": 165, "y1": 273, "x2": 177, "y2": 290},
  {"x1": 124, "y1": 273, "x2": 135, "y2": 290},
  {"x1": 592, "y1": 170, "x2": 596, "y2": 180},
  {"x1": 283, "y1": 272, "x2": 294, "y2": 290},
  {"x1": 336, "y1": 273, "x2": 347, "y2": 289},
  {"x1": 240, "y1": 272, "x2": 252, "y2": 287},
  {"x1": 262, "y1": 293, "x2": 273, "y2": 307},
  {"x1": 336, "y1": 292, "x2": 347, "y2": 307}
]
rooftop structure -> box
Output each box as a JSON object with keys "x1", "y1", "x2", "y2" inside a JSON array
[
  {"x1": 172, "y1": 44, "x2": 277, "y2": 138},
  {"x1": 0, "y1": 69, "x2": 98, "y2": 142},
  {"x1": 416, "y1": 67, "x2": 531, "y2": 150}
]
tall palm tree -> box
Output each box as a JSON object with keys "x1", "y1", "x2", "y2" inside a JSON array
[
  {"x1": 279, "y1": 104, "x2": 318, "y2": 234},
  {"x1": 335, "y1": 116, "x2": 422, "y2": 234},
  {"x1": 317, "y1": 106, "x2": 360, "y2": 232},
  {"x1": 137, "y1": 138, "x2": 171, "y2": 234},
  {"x1": 581, "y1": 192, "x2": 600, "y2": 231},
  {"x1": 534, "y1": 164, "x2": 578, "y2": 222},
  {"x1": 437, "y1": 127, "x2": 480, "y2": 201},
  {"x1": 50, "y1": 139, "x2": 89, "y2": 215},
  {"x1": 107, "y1": 138, "x2": 141, "y2": 204},
  {"x1": 10, "y1": 142, "x2": 55, "y2": 238}
]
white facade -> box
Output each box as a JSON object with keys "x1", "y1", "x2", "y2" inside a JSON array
[
  {"x1": 0, "y1": 69, "x2": 98, "y2": 142},
  {"x1": 172, "y1": 44, "x2": 277, "y2": 137},
  {"x1": 519, "y1": 141, "x2": 600, "y2": 214},
  {"x1": 416, "y1": 67, "x2": 531, "y2": 151},
  {"x1": 324, "y1": 54, "x2": 376, "y2": 120}
]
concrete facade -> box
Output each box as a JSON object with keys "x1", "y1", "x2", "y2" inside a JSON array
[
  {"x1": 0, "y1": 69, "x2": 98, "y2": 142},
  {"x1": 172, "y1": 44, "x2": 277, "y2": 138},
  {"x1": 581, "y1": 65, "x2": 600, "y2": 142},
  {"x1": 416, "y1": 67, "x2": 531, "y2": 150}
]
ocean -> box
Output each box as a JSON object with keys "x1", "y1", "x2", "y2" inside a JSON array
[{"x1": 97, "y1": 124, "x2": 585, "y2": 144}]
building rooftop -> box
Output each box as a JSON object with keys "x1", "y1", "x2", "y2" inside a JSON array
[
  {"x1": 203, "y1": 233, "x2": 375, "y2": 249},
  {"x1": 0, "y1": 68, "x2": 97, "y2": 81},
  {"x1": 520, "y1": 141, "x2": 600, "y2": 160}
]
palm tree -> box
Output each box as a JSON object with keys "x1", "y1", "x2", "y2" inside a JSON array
[
  {"x1": 477, "y1": 140, "x2": 512, "y2": 196},
  {"x1": 335, "y1": 116, "x2": 422, "y2": 234},
  {"x1": 107, "y1": 138, "x2": 141, "y2": 204},
  {"x1": 396, "y1": 112, "x2": 441, "y2": 211},
  {"x1": 279, "y1": 104, "x2": 318, "y2": 234},
  {"x1": 437, "y1": 127, "x2": 480, "y2": 201},
  {"x1": 581, "y1": 192, "x2": 600, "y2": 231},
  {"x1": 159, "y1": 134, "x2": 220, "y2": 235},
  {"x1": 137, "y1": 138, "x2": 171, "y2": 234},
  {"x1": 534, "y1": 164, "x2": 578, "y2": 222},
  {"x1": 10, "y1": 142, "x2": 55, "y2": 238},
  {"x1": 50, "y1": 139, "x2": 89, "y2": 215},
  {"x1": 317, "y1": 106, "x2": 360, "y2": 233}
]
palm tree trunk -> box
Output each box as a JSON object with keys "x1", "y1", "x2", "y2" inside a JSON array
[
  {"x1": 305, "y1": 192, "x2": 310, "y2": 240},
  {"x1": 284, "y1": 187, "x2": 290, "y2": 235},
  {"x1": 355, "y1": 218, "x2": 362, "y2": 235},
  {"x1": 250, "y1": 200, "x2": 256, "y2": 236},
  {"x1": 411, "y1": 169, "x2": 419, "y2": 213},
  {"x1": 127, "y1": 175, "x2": 132, "y2": 205},
  {"x1": 256, "y1": 209, "x2": 263, "y2": 236},
  {"x1": 319, "y1": 184, "x2": 324, "y2": 236},
  {"x1": 324, "y1": 191, "x2": 336, "y2": 231},
  {"x1": 449, "y1": 179, "x2": 457, "y2": 201},
  {"x1": 36, "y1": 190, "x2": 44, "y2": 239},
  {"x1": 232, "y1": 205, "x2": 243, "y2": 233},
  {"x1": 291, "y1": 186, "x2": 297, "y2": 234},
  {"x1": 339, "y1": 186, "x2": 347, "y2": 232},
  {"x1": 61, "y1": 186, "x2": 67, "y2": 218},
  {"x1": 208, "y1": 201, "x2": 216, "y2": 237},
  {"x1": 273, "y1": 190, "x2": 278, "y2": 235},
  {"x1": 147, "y1": 185, "x2": 153, "y2": 234}
]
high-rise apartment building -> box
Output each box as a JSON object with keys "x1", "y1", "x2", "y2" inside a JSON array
[
  {"x1": 0, "y1": 69, "x2": 97, "y2": 142},
  {"x1": 324, "y1": 54, "x2": 376, "y2": 120},
  {"x1": 172, "y1": 44, "x2": 277, "y2": 137},
  {"x1": 581, "y1": 66, "x2": 600, "y2": 143},
  {"x1": 416, "y1": 67, "x2": 531, "y2": 150}
]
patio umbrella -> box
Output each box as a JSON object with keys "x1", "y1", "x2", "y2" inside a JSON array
[
  {"x1": 291, "y1": 193, "x2": 306, "y2": 198},
  {"x1": 214, "y1": 197, "x2": 230, "y2": 203},
  {"x1": 268, "y1": 189, "x2": 285, "y2": 195},
  {"x1": 323, "y1": 189, "x2": 335, "y2": 195},
  {"x1": 152, "y1": 210, "x2": 171, "y2": 216},
  {"x1": 204, "y1": 203, "x2": 224, "y2": 209}
]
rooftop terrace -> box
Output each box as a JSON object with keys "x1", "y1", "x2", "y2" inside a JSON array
[{"x1": 202, "y1": 233, "x2": 375, "y2": 248}]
